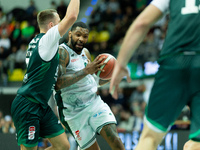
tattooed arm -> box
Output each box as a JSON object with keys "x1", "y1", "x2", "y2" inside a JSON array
[
  {"x1": 55, "y1": 46, "x2": 86, "y2": 90},
  {"x1": 55, "y1": 46, "x2": 105, "y2": 91}
]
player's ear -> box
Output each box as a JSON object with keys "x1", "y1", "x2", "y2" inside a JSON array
[
  {"x1": 49, "y1": 22, "x2": 54, "y2": 28},
  {"x1": 68, "y1": 31, "x2": 72, "y2": 38}
]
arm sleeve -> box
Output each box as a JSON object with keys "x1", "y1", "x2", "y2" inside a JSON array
[
  {"x1": 151, "y1": 0, "x2": 170, "y2": 13},
  {"x1": 38, "y1": 25, "x2": 62, "y2": 61}
]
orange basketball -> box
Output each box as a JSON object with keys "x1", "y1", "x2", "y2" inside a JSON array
[{"x1": 95, "y1": 53, "x2": 116, "y2": 80}]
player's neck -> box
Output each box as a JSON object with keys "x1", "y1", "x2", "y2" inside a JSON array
[
  {"x1": 67, "y1": 42, "x2": 73, "y2": 49},
  {"x1": 40, "y1": 28, "x2": 47, "y2": 34},
  {"x1": 40, "y1": 30, "x2": 46, "y2": 34},
  {"x1": 67, "y1": 42, "x2": 82, "y2": 54}
]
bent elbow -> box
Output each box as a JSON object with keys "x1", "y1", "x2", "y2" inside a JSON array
[
  {"x1": 71, "y1": 15, "x2": 78, "y2": 23},
  {"x1": 55, "y1": 81, "x2": 61, "y2": 91},
  {"x1": 134, "y1": 19, "x2": 151, "y2": 31},
  {"x1": 55, "y1": 85, "x2": 60, "y2": 91},
  {"x1": 68, "y1": 13, "x2": 78, "y2": 23}
]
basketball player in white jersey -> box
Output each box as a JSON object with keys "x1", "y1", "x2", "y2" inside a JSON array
[{"x1": 54, "y1": 21, "x2": 125, "y2": 150}]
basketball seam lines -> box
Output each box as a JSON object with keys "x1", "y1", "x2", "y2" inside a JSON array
[
  {"x1": 103, "y1": 59, "x2": 115, "y2": 79},
  {"x1": 96, "y1": 55, "x2": 113, "y2": 77}
]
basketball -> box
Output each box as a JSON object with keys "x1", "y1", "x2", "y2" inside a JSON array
[{"x1": 95, "y1": 53, "x2": 116, "y2": 80}]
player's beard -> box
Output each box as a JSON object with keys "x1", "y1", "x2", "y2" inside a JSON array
[{"x1": 71, "y1": 36, "x2": 84, "y2": 53}]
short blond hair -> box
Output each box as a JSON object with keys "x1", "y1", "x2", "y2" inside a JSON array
[{"x1": 37, "y1": 9, "x2": 57, "y2": 29}]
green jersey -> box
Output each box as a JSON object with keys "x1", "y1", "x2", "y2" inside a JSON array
[
  {"x1": 18, "y1": 33, "x2": 59, "y2": 108},
  {"x1": 161, "y1": 0, "x2": 200, "y2": 56}
]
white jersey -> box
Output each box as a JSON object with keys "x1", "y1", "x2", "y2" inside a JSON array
[{"x1": 59, "y1": 43, "x2": 101, "y2": 112}]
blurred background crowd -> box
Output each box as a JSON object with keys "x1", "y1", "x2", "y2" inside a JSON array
[
  {"x1": 0, "y1": 0, "x2": 168, "y2": 86},
  {"x1": 0, "y1": 0, "x2": 190, "y2": 149}
]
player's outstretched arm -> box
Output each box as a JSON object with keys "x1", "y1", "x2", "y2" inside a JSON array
[
  {"x1": 58, "y1": 0, "x2": 80, "y2": 37},
  {"x1": 109, "y1": 4, "x2": 163, "y2": 99}
]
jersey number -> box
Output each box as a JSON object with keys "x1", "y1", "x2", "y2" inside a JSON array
[
  {"x1": 181, "y1": 0, "x2": 198, "y2": 15},
  {"x1": 26, "y1": 51, "x2": 33, "y2": 68}
]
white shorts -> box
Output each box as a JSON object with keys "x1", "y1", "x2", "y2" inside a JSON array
[{"x1": 59, "y1": 99, "x2": 116, "y2": 149}]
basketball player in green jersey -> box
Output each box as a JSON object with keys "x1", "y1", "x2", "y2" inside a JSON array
[
  {"x1": 110, "y1": 0, "x2": 200, "y2": 150},
  {"x1": 11, "y1": 0, "x2": 80, "y2": 149},
  {"x1": 54, "y1": 22, "x2": 125, "y2": 150}
]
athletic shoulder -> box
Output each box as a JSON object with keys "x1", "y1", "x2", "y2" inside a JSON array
[
  {"x1": 59, "y1": 45, "x2": 69, "y2": 58},
  {"x1": 38, "y1": 25, "x2": 61, "y2": 61},
  {"x1": 40, "y1": 25, "x2": 61, "y2": 45},
  {"x1": 59, "y1": 43, "x2": 70, "y2": 65},
  {"x1": 83, "y1": 48, "x2": 91, "y2": 60}
]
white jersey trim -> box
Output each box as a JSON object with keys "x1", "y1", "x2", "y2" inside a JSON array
[
  {"x1": 38, "y1": 25, "x2": 61, "y2": 61},
  {"x1": 144, "y1": 115, "x2": 171, "y2": 133},
  {"x1": 151, "y1": 0, "x2": 170, "y2": 13}
]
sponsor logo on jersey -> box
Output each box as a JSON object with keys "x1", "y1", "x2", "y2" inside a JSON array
[
  {"x1": 28, "y1": 126, "x2": 36, "y2": 140},
  {"x1": 75, "y1": 130, "x2": 82, "y2": 141},
  {"x1": 71, "y1": 58, "x2": 79, "y2": 62},
  {"x1": 92, "y1": 109, "x2": 107, "y2": 118}
]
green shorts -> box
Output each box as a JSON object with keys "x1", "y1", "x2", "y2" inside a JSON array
[
  {"x1": 145, "y1": 54, "x2": 200, "y2": 141},
  {"x1": 11, "y1": 94, "x2": 65, "y2": 147}
]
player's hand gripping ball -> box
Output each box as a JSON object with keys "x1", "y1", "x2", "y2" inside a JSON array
[{"x1": 95, "y1": 53, "x2": 116, "y2": 80}]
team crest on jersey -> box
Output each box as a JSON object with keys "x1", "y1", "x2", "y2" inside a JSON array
[
  {"x1": 28, "y1": 126, "x2": 36, "y2": 140},
  {"x1": 75, "y1": 130, "x2": 82, "y2": 141}
]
